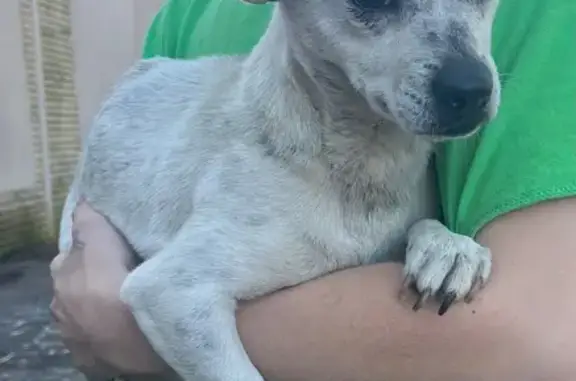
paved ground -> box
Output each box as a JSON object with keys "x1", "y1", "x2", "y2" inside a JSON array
[{"x1": 0, "y1": 245, "x2": 85, "y2": 381}]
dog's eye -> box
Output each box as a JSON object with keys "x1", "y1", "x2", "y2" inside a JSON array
[{"x1": 351, "y1": 0, "x2": 400, "y2": 12}]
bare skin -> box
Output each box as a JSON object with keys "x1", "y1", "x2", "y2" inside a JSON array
[
  {"x1": 50, "y1": 198, "x2": 576, "y2": 380},
  {"x1": 50, "y1": 203, "x2": 169, "y2": 378}
]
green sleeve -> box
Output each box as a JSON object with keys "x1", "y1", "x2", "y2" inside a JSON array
[
  {"x1": 141, "y1": 0, "x2": 179, "y2": 58},
  {"x1": 142, "y1": 0, "x2": 210, "y2": 59},
  {"x1": 436, "y1": 0, "x2": 576, "y2": 237},
  {"x1": 142, "y1": 0, "x2": 273, "y2": 60}
]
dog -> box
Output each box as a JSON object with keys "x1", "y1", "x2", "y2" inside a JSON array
[{"x1": 59, "y1": 0, "x2": 501, "y2": 379}]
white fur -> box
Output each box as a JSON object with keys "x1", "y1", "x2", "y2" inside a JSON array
[{"x1": 59, "y1": 0, "x2": 501, "y2": 380}]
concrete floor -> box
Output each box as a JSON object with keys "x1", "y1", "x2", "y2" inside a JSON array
[{"x1": 0, "y1": 246, "x2": 85, "y2": 381}]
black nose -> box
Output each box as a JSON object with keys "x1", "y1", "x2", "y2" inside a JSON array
[{"x1": 432, "y1": 56, "x2": 493, "y2": 135}]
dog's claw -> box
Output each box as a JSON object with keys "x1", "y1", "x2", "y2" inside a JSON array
[
  {"x1": 464, "y1": 270, "x2": 488, "y2": 303},
  {"x1": 404, "y1": 220, "x2": 492, "y2": 316},
  {"x1": 438, "y1": 292, "x2": 457, "y2": 315},
  {"x1": 398, "y1": 275, "x2": 413, "y2": 300},
  {"x1": 413, "y1": 289, "x2": 431, "y2": 311},
  {"x1": 402, "y1": 275, "x2": 412, "y2": 290}
]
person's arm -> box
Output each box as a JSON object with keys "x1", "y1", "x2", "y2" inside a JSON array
[
  {"x1": 237, "y1": 198, "x2": 576, "y2": 381},
  {"x1": 51, "y1": 199, "x2": 576, "y2": 380},
  {"x1": 50, "y1": 203, "x2": 169, "y2": 378}
]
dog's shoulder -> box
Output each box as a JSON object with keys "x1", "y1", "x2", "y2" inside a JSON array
[
  {"x1": 81, "y1": 55, "x2": 248, "y2": 180},
  {"x1": 93, "y1": 56, "x2": 243, "y2": 131}
]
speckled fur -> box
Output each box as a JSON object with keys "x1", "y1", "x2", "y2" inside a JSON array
[{"x1": 58, "y1": 0, "x2": 500, "y2": 380}]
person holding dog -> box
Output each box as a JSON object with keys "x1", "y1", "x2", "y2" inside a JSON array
[{"x1": 50, "y1": 0, "x2": 576, "y2": 380}]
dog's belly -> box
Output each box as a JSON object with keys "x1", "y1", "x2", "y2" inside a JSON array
[
  {"x1": 77, "y1": 120, "x2": 217, "y2": 259},
  {"x1": 80, "y1": 169, "x2": 196, "y2": 259},
  {"x1": 300, "y1": 198, "x2": 411, "y2": 266}
]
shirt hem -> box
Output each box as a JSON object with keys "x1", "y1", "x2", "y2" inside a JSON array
[{"x1": 466, "y1": 185, "x2": 576, "y2": 238}]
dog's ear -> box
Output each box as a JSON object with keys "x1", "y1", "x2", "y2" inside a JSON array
[{"x1": 241, "y1": 0, "x2": 276, "y2": 4}]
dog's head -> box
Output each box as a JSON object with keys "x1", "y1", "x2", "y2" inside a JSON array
[{"x1": 247, "y1": 0, "x2": 501, "y2": 138}]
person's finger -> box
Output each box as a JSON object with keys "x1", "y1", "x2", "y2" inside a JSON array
[
  {"x1": 50, "y1": 220, "x2": 89, "y2": 278},
  {"x1": 50, "y1": 245, "x2": 85, "y2": 277},
  {"x1": 49, "y1": 251, "x2": 68, "y2": 273},
  {"x1": 62, "y1": 336, "x2": 98, "y2": 369},
  {"x1": 50, "y1": 297, "x2": 99, "y2": 369},
  {"x1": 50, "y1": 201, "x2": 95, "y2": 275},
  {"x1": 50, "y1": 297, "x2": 88, "y2": 340}
]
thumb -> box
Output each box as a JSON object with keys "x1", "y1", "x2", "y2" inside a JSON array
[
  {"x1": 71, "y1": 201, "x2": 137, "y2": 271},
  {"x1": 49, "y1": 251, "x2": 69, "y2": 273}
]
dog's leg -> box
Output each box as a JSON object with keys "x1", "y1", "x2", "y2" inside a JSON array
[
  {"x1": 403, "y1": 219, "x2": 492, "y2": 315},
  {"x1": 119, "y1": 220, "x2": 265, "y2": 381}
]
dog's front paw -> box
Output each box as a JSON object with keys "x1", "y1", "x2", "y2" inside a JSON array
[{"x1": 403, "y1": 219, "x2": 492, "y2": 315}]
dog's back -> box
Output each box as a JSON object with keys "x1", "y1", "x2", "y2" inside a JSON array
[{"x1": 59, "y1": 56, "x2": 247, "y2": 257}]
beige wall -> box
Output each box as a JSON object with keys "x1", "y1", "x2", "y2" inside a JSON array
[
  {"x1": 0, "y1": 0, "x2": 37, "y2": 193},
  {"x1": 71, "y1": 0, "x2": 164, "y2": 136},
  {"x1": 0, "y1": 0, "x2": 163, "y2": 254},
  {"x1": 0, "y1": 0, "x2": 165, "y2": 196}
]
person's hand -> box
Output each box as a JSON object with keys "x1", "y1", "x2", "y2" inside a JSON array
[{"x1": 50, "y1": 202, "x2": 167, "y2": 378}]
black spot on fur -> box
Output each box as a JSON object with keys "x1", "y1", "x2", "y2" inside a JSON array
[
  {"x1": 257, "y1": 131, "x2": 300, "y2": 165},
  {"x1": 348, "y1": 0, "x2": 402, "y2": 27},
  {"x1": 468, "y1": 0, "x2": 489, "y2": 9},
  {"x1": 257, "y1": 132, "x2": 277, "y2": 157},
  {"x1": 350, "y1": 0, "x2": 401, "y2": 14},
  {"x1": 338, "y1": 176, "x2": 401, "y2": 217}
]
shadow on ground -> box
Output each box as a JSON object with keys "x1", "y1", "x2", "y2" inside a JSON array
[{"x1": 0, "y1": 244, "x2": 85, "y2": 381}]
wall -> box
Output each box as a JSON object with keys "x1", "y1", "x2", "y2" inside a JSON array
[
  {"x1": 71, "y1": 0, "x2": 164, "y2": 137},
  {"x1": 0, "y1": 0, "x2": 163, "y2": 256},
  {"x1": 0, "y1": 1, "x2": 37, "y2": 195}
]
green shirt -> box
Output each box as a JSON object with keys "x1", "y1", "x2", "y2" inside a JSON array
[{"x1": 143, "y1": 0, "x2": 576, "y2": 237}]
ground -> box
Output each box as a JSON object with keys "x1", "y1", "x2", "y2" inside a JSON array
[{"x1": 0, "y1": 244, "x2": 85, "y2": 381}]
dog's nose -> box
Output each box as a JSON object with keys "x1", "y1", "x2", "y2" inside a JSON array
[{"x1": 432, "y1": 56, "x2": 493, "y2": 135}]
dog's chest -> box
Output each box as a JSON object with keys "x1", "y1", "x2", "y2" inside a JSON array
[
  {"x1": 305, "y1": 198, "x2": 414, "y2": 267},
  {"x1": 196, "y1": 138, "x2": 427, "y2": 265},
  {"x1": 303, "y1": 146, "x2": 431, "y2": 266},
  {"x1": 303, "y1": 173, "x2": 425, "y2": 268},
  {"x1": 288, "y1": 162, "x2": 428, "y2": 268}
]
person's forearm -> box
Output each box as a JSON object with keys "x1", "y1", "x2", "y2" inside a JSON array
[
  {"x1": 237, "y1": 263, "x2": 534, "y2": 381},
  {"x1": 66, "y1": 199, "x2": 576, "y2": 381},
  {"x1": 237, "y1": 199, "x2": 576, "y2": 381}
]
